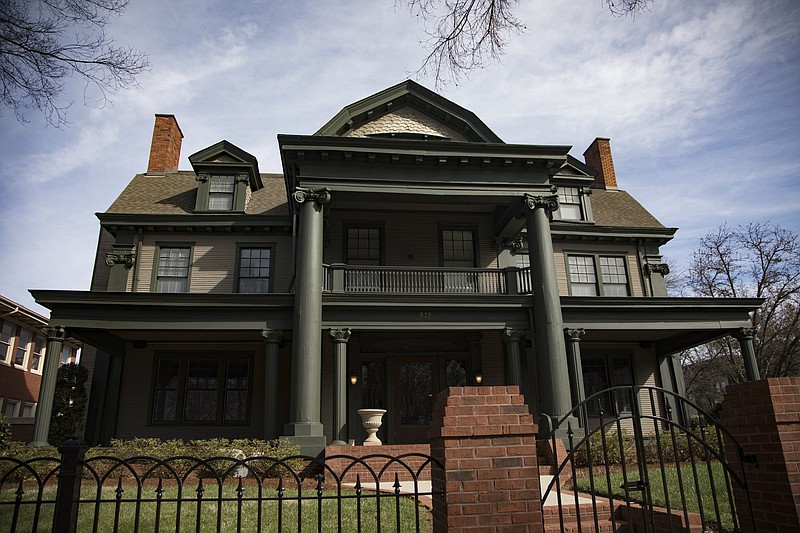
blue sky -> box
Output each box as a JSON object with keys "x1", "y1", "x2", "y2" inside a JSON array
[{"x1": 0, "y1": 0, "x2": 798, "y2": 314}]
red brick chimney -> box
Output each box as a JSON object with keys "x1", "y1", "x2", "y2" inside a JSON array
[
  {"x1": 147, "y1": 114, "x2": 183, "y2": 174},
  {"x1": 583, "y1": 137, "x2": 618, "y2": 189}
]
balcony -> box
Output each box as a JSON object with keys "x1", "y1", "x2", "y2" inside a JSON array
[{"x1": 323, "y1": 264, "x2": 533, "y2": 295}]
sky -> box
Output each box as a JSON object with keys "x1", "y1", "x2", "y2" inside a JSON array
[{"x1": 0, "y1": 0, "x2": 798, "y2": 315}]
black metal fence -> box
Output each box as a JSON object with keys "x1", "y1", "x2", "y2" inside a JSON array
[
  {"x1": 0, "y1": 441, "x2": 441, "y2": 533},
  {"x1": 541, "y1": 386, "x2": 755, "y2": 533}
]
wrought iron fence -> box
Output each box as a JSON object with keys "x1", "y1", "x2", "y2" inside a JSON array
[
  {"x1": 541, "y1": 386, "x2": 755, "y2": 533},
  {"x1": 0, "y1": 444, "x2": 441, "y2": 533}
]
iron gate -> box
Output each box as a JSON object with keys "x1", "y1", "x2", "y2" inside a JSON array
[{"x1": 541, "y1": 386, "x2": 755, "y2": 533}]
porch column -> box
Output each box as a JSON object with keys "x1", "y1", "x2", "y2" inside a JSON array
[
  {"x1": 735, "y1": 327, "x2": 761, "y2": 381},
  {"x1": 524, "y1": 193, "x2": 571, "y2": 434},
  {"x1": 284, "y1": 187, "x2": 330, "y2": 454},
  {"x1": 330, "y1": 328, "x2": 351, "y2": 445},
  {"x1": 502, "y1": 327, "x2": 524, "y2": 386},
  {"x1": 564, "y1": 328, "x2": 586, "y2": 409},
  {"x1": 31, "y1": 326, "x2": 66, "y2": 447},
  {"x1": 262, "y1": 328, "x2": 283, "y2": 439}
]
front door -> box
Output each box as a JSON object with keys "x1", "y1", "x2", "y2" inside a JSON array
[{"x1": 393, "y1": 357, "x2": 438, "y2": 444}]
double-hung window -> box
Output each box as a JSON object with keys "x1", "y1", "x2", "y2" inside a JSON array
[
  {"x1": 567, "y1": 254, "x2": 630, "y2": 296},
  {"x1": 14, "y1": 329, "x2": 30, "y2": 368},
  {"x1": 151, "y1": 353, "x2": 252, "y2": 425},
  {"x1": 30, "y1": 335, "x2": 45, "y2": 373},
  {"x1": 237, "y1": 247, "x2": 272, "y2": 293},
  {"x1": 346, "y1": 227, "x2": 382, "y2": 265},
  {"x1": 208, "y1": 175, "x2": 236, "y2": 211},
  {"x1": 155, "y1": 246, "x2": 191, "y2": 293},
  {"x1": 442, "y1": 229, "x2": 476, "y2": 267},
  {"x1": 0, "y1": 322, "x2": 13, "y2": 365},
  {"x1": 557, "y1": 187, "x2": 584, "y2": 220}
]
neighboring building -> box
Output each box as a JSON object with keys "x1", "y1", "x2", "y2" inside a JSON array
[
  {"x1": 31, "y1": 81, "x2": 761, "y2": 453},
  {"x1": 0, "y1": 295, "x2": 79, "y2": 442}
]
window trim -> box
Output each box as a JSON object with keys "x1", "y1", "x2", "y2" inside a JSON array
[
  {"x1": 13, "y1": 328, "x2": 31, "y2": 370},
  {"x1": 30, "y1": 334, "x2": 45, "y2": 374},
  {"x1": 0, "y1": 320, "x2": 14, "y2": 366},
  {"x1": 3, "y1": 398, "x2": 20, "y2": 418},
  {"x1": 343, "y1": 223, "x2": 385, "y2": 266},
  {"x1": 151, "y1": 243, "x2": 194, "y2": 294},
  {"x1": 234, "y1": 244, "x2": 275, "y2": 293},
  {"x1": 552, "y1": 184, "x2": 594, "y2": 223},
  {"x1": 148, "y1": 352, "x2": 254, "y2": 427},
  {"x1": 565, "y1": 252, "x2": 632, "y2": 297}
]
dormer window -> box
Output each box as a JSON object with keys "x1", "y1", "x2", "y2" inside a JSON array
[
  {"x1": 558, "y1": 187, "x2": 583, "y2": 220},
  {"x1": 208, "y1": 175, "x2": 236, "y2": 211}
]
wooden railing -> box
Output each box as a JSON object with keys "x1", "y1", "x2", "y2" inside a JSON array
[{"x1": 323, "y1": 265, "x2": 534, "y2": 295}]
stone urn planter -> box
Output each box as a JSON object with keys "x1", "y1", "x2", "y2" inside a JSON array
[{"x1": 357, "y1": 409, "x2": 386, "y2": 446}]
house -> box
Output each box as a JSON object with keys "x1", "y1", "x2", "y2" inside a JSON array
[
  {"x1": 30, "y1": 81, "x2": 762, "y2": 454},
  {"x1": 0, "y1": 294, "x2": 79, "y2": 442}
]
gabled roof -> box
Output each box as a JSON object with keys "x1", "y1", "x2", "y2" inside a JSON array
[
  {"x1": 188, "y1": 140, "x2": 262, "y2": 190},
  {"x1": 315, "y1": 80, "x2": 503, "y2": 143}
]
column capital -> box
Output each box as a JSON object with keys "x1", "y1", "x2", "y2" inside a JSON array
[
  {"x1": 261, "y1": 328, "x2": 284, "y2": 344},
  {"x1": 293, "y1": 187, "x2": 331, "y2": 206},
  {"x1": 42, "y1": 325, "x2": 66, "y2": 341},
  {"x1": 496, "y1": 237, "x2": 523, "y2": 252},
  {"x1": 502, "y1": 327, "x2": 524, "y2": 343},
  {"x1": 644, "y1": 263, "x2": 670, "y2": 276},
  {"x1": 105, "y1": 251, "x2": 136, "y2": 268},
  {"x1": 329, "y1": 328, "x2": 352, "y2": 343},
  {"x1": 734, "y1": 327, "x2": 757, "y2": 341},
  {"x1": 565, "y1": 328, "x2": 586, "y2": 342},
  {"x1": 524, "y1": 193, "x2": 559, "y2": 214}
]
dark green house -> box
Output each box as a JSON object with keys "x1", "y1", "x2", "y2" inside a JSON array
[{"x1": 30, "y1": 81, "x2": 761, "y2": 454}]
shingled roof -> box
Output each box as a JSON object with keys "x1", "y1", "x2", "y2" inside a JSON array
[
  {"x1": 105, "y1": 171, "x2": 288, "y2": 216},
  {"x1": 589, "y1": 189, "x2": 665, "y2": 228}
]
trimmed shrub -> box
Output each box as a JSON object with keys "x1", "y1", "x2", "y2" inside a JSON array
[
  {"x1": 572, "y1": 427, "x2": 635, "y2": 467},
  {"x1": 49, "y1": 363, "x2": 89, "y2": 446},
  {"x1": 0, "y1": 414, "x2": 10, "y2": 450}
]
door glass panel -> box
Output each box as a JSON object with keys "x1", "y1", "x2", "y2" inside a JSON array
[
  {"x1": 399, "y1": 362, "x2": 433, "y2": 426},
  {"x1": 361, "y1": 360, "x2": 384, "y2": 408},
  {"x1": 445, "y1": 359, "x2": 467, "y2": 387}
]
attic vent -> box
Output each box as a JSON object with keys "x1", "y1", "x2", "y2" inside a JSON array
[{"x1": 367, "y1": 132, "x2": 450, "y2": 141}]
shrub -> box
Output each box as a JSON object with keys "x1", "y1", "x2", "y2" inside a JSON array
[
  {"x1": 572, "y1": 427, "x2": 635, "y2": 467},
  {"x1": 643, "y1": 419, "x2": 723, "y2": 463},
  {"x1": 0, "y1": 414, "x2": 10, "y2": 450},
  {"x1": 0, "y1": 442, "x2": 60, "y2": 481}
]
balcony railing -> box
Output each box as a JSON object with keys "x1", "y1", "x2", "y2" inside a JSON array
[{"x1": 323, "y1": 264, "x2": 533, "y2": 295}]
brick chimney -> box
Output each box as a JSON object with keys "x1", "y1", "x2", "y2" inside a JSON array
[
  {"x1": 147, "y1": 114, "x2": 183, "y2": 174},
  {"x1": 583, "y1": 137, "x2": 617, "y2": 189}
]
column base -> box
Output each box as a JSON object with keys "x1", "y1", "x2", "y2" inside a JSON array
[{"x1": 279, "y1": 435, "x2": 327, "y2": 457}]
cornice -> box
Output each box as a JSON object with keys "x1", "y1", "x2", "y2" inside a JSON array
[
  {"x1": 550, "y1": 224, "x2": 678, "y2": 243},
  {"x1": 560, "y1": 296, "x2": 764, "y2": 312},
  {"x1": 96, "y1": 213, "x2": 293, "y2": 233}
]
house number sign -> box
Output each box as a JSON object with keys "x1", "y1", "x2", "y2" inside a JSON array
[{"x1": 419, "y1": 311, "x2": 432, "y2": 319}]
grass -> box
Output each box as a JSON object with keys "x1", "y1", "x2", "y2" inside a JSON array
[
  {"x1": 573, "y1": 462, "x2": 738, "y2": 532},
  {"x1": 0, "y1": 480, "x2": 432, "y2": 532}
]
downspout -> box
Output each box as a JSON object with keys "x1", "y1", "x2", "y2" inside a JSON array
[
  {"x1": 289, "y1": 212, "x2": 298, "y2": 292},
  {"x1": 636, "y1": 239, "x2": 650, "y2": 297},
  {"x1": 131, "y1": 228, "x2": 143, "y2": 292}
]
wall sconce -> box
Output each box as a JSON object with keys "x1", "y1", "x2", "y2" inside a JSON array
[
  {"x1": 474, "y1": 371, "x2": 483, "y2": 385},
  {"x1": 349, "y1": 373, "x2": 358, "y2": 386}
]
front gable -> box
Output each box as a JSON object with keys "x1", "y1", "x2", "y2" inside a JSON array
[
  {"x1": 315, "y1": 80, "x2": 503, "y2": 143},
  {"x1": 189, "y1": 140, "x2": 262, "y2": 191}
]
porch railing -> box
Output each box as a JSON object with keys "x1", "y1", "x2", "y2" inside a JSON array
[{"x1": 323, "y1": 264, "x2": 533, "y2": 295}]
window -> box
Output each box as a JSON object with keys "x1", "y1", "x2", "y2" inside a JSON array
[
  {"x1": 442, "y1": 229, "x2": 476, "y2": 267},
  {"x1": 581, "y1": 355, "x2": 634, "y2": 417},
  {"x1": 558, "y1": 187, "x2": 583, "y2": 220},
  {"x1": 21, "y1": 403, "x2": 36, "y2": 418},
  {"x1": 567, "y1": 254, "x2": 630, "y2": 296},
  {"x1": 60, "y1": 346, "x2": 75, "y2": 365},
  {"x1": 30, "y1": 335, "x2": 45, "y2": 372},
  {"x1": 14, "y1": 329, "x2": 30, "y2": 367},
  {"x1": 3, "y1": 399, "x2": 20, "y2": 418},
  {"x1": 208, "y1": 175, "x2": 236, "y2": 211},
  {"x1": 155, "y1": 246, "x2": 191, "y2": 293},
  {"x1": 0, "y1": 322, "x2": 13, "y2": 365},
  {"x1": 237, "y1": 247, "x2": 271, "y2": 293},
  {"x1": 151, "y1": 353, "x2": 252, "y2": 425},
  {"x1": 346, "y1": 227, "x2": 382, "y2": 265}
]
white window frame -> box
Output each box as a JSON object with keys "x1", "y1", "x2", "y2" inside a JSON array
[
  {"x1": 30, "y1": 334, "x2": 45, "y2": 374},
  {"x1": 0, "y1": 321, "x2": 14, "y2": 366},
  {"x1": 13, "y1": 328, "x2": 31, "y2": 370}
]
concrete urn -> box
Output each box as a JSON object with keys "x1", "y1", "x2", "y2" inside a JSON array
[{"x1": 357, "y1": 409, "x2": 386, "y2": 446}]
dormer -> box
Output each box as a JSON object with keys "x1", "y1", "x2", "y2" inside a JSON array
[
  {"x1": 189, "y1": 140, "x2": 262, "y2": 212},
  {"x1": 551, "y1": 155, "x2": 596, "y2": 222}
]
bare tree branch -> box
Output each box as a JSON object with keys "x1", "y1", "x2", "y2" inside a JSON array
[
  {"x1": 0, "y1": 0, "x2": 149, "y2": 126},
  {"x1": 399, "y1": 0, "x2": 652, "y2": 86}
]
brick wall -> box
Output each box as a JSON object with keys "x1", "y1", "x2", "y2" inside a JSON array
[
  {"x1": 325, "y1": 444, "x2": 432, "y2": 483},
  {"x1": 583, "y1": 137, "x2": 618, "y2": 189},
  {"x1": 430, "y1": 386, "x2": 543, "y2": 532},
  {"x1": 147, "y1": 114, "x2": 183, "y2": 174},
  {"x1": 721, "y1": 377, "x2": 800, "y2": 532}
]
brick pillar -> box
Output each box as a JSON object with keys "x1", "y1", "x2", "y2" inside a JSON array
[
  {"x1": 721, "y1": 377, "x2": 800, "y2": 532},
  {"x1": 430, "y1": 386, "x2": 543, "y2": 532}
]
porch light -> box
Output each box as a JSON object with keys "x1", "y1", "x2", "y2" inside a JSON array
[
  {"x1": 349, "y1": 373, "x2": 358, "y2": 386},
  {"x1": 475, "y1": 371, "x2": 483, "y2": 385}
]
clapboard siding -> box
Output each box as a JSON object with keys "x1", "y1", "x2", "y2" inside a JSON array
[{"x1": 135, "y1": 233, "x2": 293, "y2": 293}]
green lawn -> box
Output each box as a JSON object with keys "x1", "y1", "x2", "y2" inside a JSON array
[
  {"x1": 1, "y1": 481, "x2": 432, "y2": 532},
  {"x1": 573, "y1": 462, "x2": 738, "y2": 532}
]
